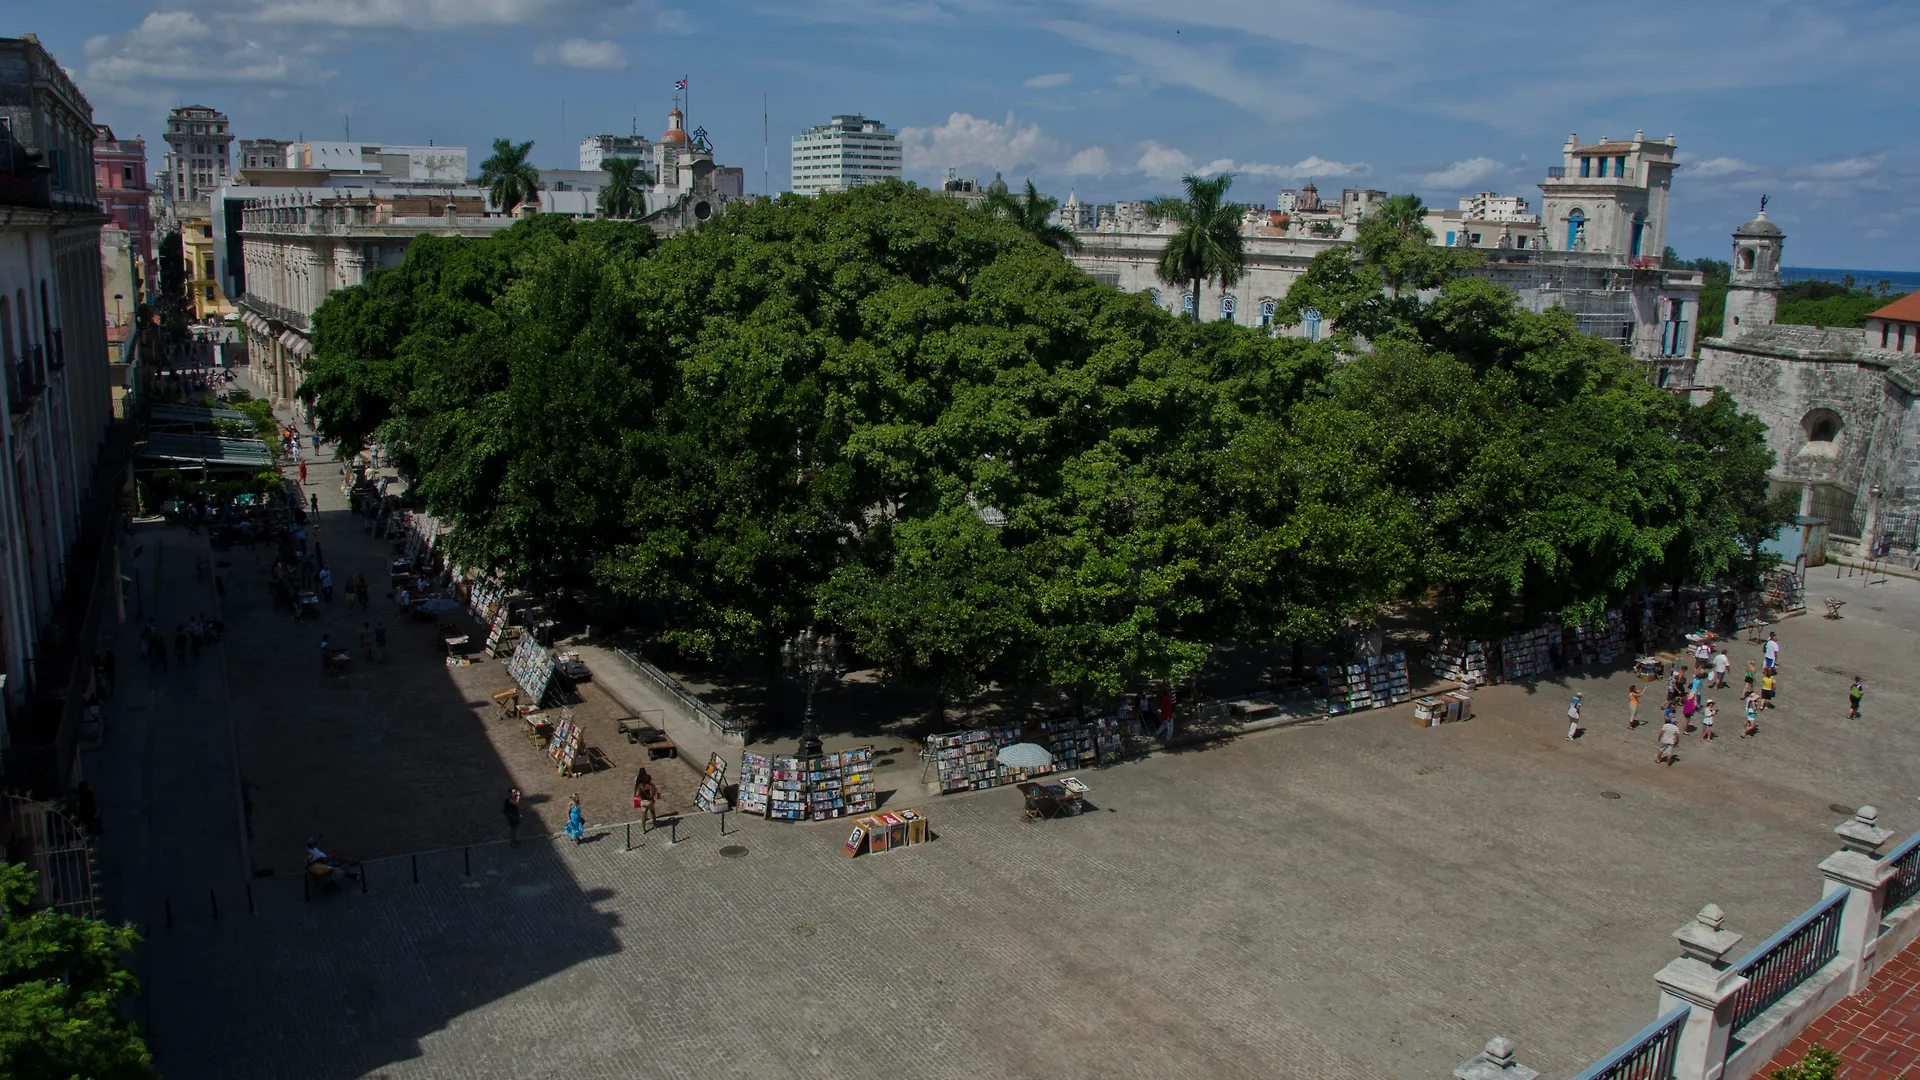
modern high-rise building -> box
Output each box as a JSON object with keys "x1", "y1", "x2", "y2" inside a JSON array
[
  {"x1": 789, "y1": 114, "x2": 901, "y2": 195},
  {"x1": 580, "y1": 133, "x2": 654, "y2": 172},
  {"x1": 161, "y1": 105, "x2": 233, "y2": 204}
]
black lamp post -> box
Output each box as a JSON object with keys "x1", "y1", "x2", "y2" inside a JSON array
[{"x1": 782, "y1": 627, "x2": 836, "y2": 759}]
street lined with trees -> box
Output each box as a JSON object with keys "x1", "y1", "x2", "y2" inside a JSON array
[{"x1": 299, "y1": 180, "x2": 1786, "y2": 707}]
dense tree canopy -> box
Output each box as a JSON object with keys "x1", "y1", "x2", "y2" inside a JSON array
[
  {"x1": 0, "y1": 864, "x2": 153, "y2": 1080},
  {"x1": 304, "y1": 182, "x2": 1785, "y2": 700}
]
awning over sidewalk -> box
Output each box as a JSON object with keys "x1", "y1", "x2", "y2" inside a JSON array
[
  {"x1": 147, "y1": 403, "x2": 251, "y2": 434},
  {"x1": 276, "y1": 330, "x2": 312, "y2": 358},
  {"x1": 135, "y1": 433, "x2": 275, "y2": 471}
]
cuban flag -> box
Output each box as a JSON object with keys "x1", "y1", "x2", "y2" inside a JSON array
[{"x1": 675, "y1": 78, "x2": 687, "y2": 90}]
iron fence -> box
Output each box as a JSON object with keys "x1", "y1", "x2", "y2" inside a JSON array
[
  {"x1": 1884, "y1": 832, "x2": 1920, "y2": 914},
  {"x1": 1568, "y1": 1006, "x2": 1688, "y2": 1080},
  {"x1": 1728, "y1": 890, "x2": 1846, "y2": 1032}
]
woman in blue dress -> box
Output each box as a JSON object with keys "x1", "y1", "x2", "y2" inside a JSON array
[{"x1": 564, "y1": 793, "x2": 585, "y2": 844}]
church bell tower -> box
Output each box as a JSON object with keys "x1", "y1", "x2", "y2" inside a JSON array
[{"x1": 1724, "y1": 197, "x2": 1784, "y2": 339}]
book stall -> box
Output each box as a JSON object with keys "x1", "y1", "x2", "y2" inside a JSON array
[
  {"x1": 1413, "y1": 690, "x2": 1474, "y2": 728},
  {"x1": 1428, "y1": 639, "x2": 1488, "y2": 684},
  {"x1": 695, "y1": 754, "x2": 728, "y2": 812},
  {"x1": 506, "y1": 635, "x2": 557, "y2": 706},
  {"x1": 1566, "y1": 611, "x2": 1626, "y2": 667},
  {"x1": 547, "y1": 708, "x2": 584, "y2": 776},
  {"x1": 1319, "y1": 651, "x2": 1411, "y2": 715},
  {"x1": 465, "y1": 574, "x2": 508, "y2": 625},
  {"x1": 735, "y1": 746, "x2": 877, "y2": 821},
  {"x1": 483, "y1": 605, "x2": 519, "y2": 659},
  {"x1": 1499, "y1": 628, "x2": 1558, "y2": 681},
  {"x1": 843, "y1": 807, "x2": 931, "y2": 858},
  {"x1": 924, "y1": 720, "x2": 1127, "y2": 795},
  {"x1": 1764, "y1": 565, "x2": 1805, "y2": 615}
]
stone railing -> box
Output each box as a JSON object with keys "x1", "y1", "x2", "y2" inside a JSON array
[
  {"x1": 1464, "y1": 806, "x2": 1920, "y2": 1080},
  {"x1": 610, "y1": 645, "x2": 748, "y2": 744}
]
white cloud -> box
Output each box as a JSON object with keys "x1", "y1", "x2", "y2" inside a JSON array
[
  {"x1": 1420, "y1": 156, "x2": 1508, "y2": 188},
  {"x1": 899, "y1": 111, "x2": 1064, "y2": 173},
  {"x1": 1113, "y1": 73, "x2": 1142, "y2": 86},
  {"x1": 1063, "y1": 146, "x2": 1111, "y2": 174},
  {"x1": 247, "y1": 0, "x2": 642, "y2": 29},
  {"x1": 533, "y1": 38, "x2": 627, "y2": 69},
  {"x1": 1135, "y1": 141, "x2": 1192, "y2": 180},
  {"x1": 1684, "y1": 157, "x2": 1757, "y2": 178},
  {"x1": 1025, "y1": 72, "x2": 1073, "y2": 88},
  {"x1": 1136, "y1": 143, "x2": 1367, "y2": 182},
  {"x1": 83, "y1": 11, "x2": 333, "y2": 87},
  {"x1": 1800, "y1": 156, "x2": 1881, "y2": 181}
]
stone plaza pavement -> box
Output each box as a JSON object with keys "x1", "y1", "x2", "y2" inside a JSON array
[{"x1": 121, "y1": 552, "x2": 1920, "y2": 1079}]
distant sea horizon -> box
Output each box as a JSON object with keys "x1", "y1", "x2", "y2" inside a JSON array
[{"x1": 1781, "y1": 266, "x2": 1920, "y2": 292}]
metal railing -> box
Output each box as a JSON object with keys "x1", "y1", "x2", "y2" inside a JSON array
[
  {"x1": 1885, "y1": 831, "x2": 1920, "y2": 913},
  {"x1": 241, "y1": 293, "x2": 311, "y2": 332},
  {"x1": 1727, "y1": 891, "x2": 1846, "y2": 1033},
  {"x1": 611, "y1": 645, "x2": 749, "y2": 742},
  {"x1": 1569, "y1": 1006, "x2": 1688, "y2": 1080},
  {"x1": 1547, "y1": 165, "x2": 1638, "y2": 181}
]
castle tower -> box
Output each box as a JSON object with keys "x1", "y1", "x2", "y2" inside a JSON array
[{"x1": 1724, "y1": 201, "x2": 1784, "y2": 338}]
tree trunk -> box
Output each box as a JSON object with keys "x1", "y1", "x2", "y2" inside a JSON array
[{"x1": 1192, "y1": 274, "x2": 1204, "y2": 322}]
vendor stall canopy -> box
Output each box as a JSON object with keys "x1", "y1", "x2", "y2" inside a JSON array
[
  {"x1": 996, "y1": 742, "x2": 1054, "y2": 768},
  {"x1": 135, "y1": 433, "x2": 274, "y2": 472},
  {"x1": 146, "y1": 403, "x2": 252, "y2": 435}
]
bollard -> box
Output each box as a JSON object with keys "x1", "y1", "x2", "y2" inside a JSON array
[
  {"x1": 412, "y1": 854, "x2": 418, "y2": 884},
  {"x1": 669, "y1": 818, "x2": 678, "y2": 845},
  {"x1": 625, "y1": 823, "x2": 632, "y2": 851},
  {"x1": 463, "y1": 847, "x2": 471, "y2": 876},
  {"x1": 210, "y1": 889, "x2": 219, "y2": 920},
  {"x1": 361, "y1": 864, "x2": 368, "y2": 894},
  {"x1": 166, "y1": 896, "x2": 175, "y2": 927},
  {"x1": 246, "y1": 883, "x2": 255, "y2": 915},
  {"x1": 720, "y1": 811, "x2": 728, "y2": 837}
]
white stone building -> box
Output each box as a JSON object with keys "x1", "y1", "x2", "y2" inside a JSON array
[
  {"x1": 1538, "y1": 130, "x2": 1677, "y2": 261},
  {"x1": 790, "y1": 114, "x2": 901, "y2": 195},
  {"x1": 0, "y1": 35, "x2": 116, "y2": 729},
  {"x1": 161, "y1": 105, "x2": 232, "y2": 205},
  {"x1": 580, "y1": 133, "x2": 653, "y2": 172}
]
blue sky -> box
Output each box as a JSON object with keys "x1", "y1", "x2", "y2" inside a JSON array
[{"x1": 21, "y1": 0, "x2": 1920, "y2": 268}]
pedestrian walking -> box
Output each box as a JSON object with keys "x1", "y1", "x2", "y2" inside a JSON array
[
  {"x1": 298, "y1": 459, "x2": 308, "y2": 486},
  {"x1": 1742, "y1": 693, "x2": 1760, "y2": 737},
  {"x1": 1566, "y1": 694, "x2": 1582, "y2": 740},
  {"x1": 373, "y1": 621, "x2": 387, "y2": 662},
  {"x1": 1155, "y1": 690, "x2": 1177, "y2": 743},
  {"x1": 98, "y1": 649, "x2": 116, "y2": 699},
  {"x1": 357, "y1": 575, "x2": 370, "y2": 611},
  {"x1": 1744, "y1": 660, "x2": 1757, "y2": 696},
  {"x1": 1627, "y1": 684, "x2": 1642, "y2": 729},
  {"x1": 1761, "y1": 670, "x2": 1777, "y2": 709},
  {"x1": 564, "y1": 794, "x2": 586, "y2": 844},
  {"x1": 319, "y1": 565, "x2": 333, "y2": 602},
  {"x1": 1657, "y1": 714, "x2": 1680, "y2": 765},
  {"x1": 1682, "y1": 693, "x2": 1697, "y2": 727},
  {"x1": 503, "y1": 788, "x2": 522, "y2": 847},
  {"x1": 359, "y1": 622, "x2": 374, "y2": 661},
  {"x1": 1694, "y1": 640, "x2": 1711, "y2": 674},
  {"x1": 310, "y1": 492, "x2": 319, "y2": 517},
  {"x1": 634, "y1": 768, "x2": 660, "y2": 830},
  {"x1": 312, "y1": 430, "x2": 321, "y2": 452},
  {"x1": 1700, "y1": 700, "x2": 1716, "y2": 740},
  {"x1": 1764, "y1": 631, "x2": 1780, "y2": 673},
  {"x1": 1712, "y1": 649, "x2": 1731, "y2": 689},
  {"x1": 1848, "y1": 677, "x2": 1863, "y2": 719},
  {"x1": 174, "y1": 625, "x2": 189, "y2": 663}
]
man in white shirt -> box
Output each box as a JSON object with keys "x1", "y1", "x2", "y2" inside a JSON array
[
  {"x1": 1711, "y1": 649, "x2": 1731, "y2": 688},
  {"x1": 1764, "y1": 632, "x2": 1780, "y2": 673}
]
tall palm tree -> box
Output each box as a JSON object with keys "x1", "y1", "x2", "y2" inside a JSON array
[
  {"x1": 983, "y1": 178, "x2": 1083, "y2": 253},
  {"x1": 479, "y1": 138, "x2": 541, "y2": 215},
  {"x1": 1154, "y1": 173, "x2": 1246, "y2": 321},
  {"x1": 597, "y1": 157, "x2": 654, "y2": 219}
]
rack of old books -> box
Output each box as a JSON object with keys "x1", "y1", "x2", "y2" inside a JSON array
[
  {"x1": 506, "y1": 635, "x2": 556, "y2": 705},
  {"x1": 839, "y1": 746, "x2": 877, "y2": 815},
  {"x1": 843, "y1": 807, "x2": 931, "y2": 858},
  {"x1": 1319, "y1": 651, "x2": 1410, "y2": 715},
  {"x1": 1095, "y1": 718, "x2": 1126, "y2": 762},
  {"x1": 1429, "y1": 639, "x2": 1488, "y2": 684},
  {"x1": 483, "y1": 606, "x2": 518, "y2": 658},
  {"x1": 1413, "y1": 690, "x2": 1473, "y2": 728},
  {"x1": 1047, "y1": 725, "x2": 1099, "y2": 772},
  {"x1": 803, "y1": 753, "x2": 846, "y2": 820},
  {"x1": 736, "y1": 752, "x2": 773, "y2": 815},
  {"x1": 1567, "y1": 611, "x2": 1626, "y2": 667},
  {"x1": 1731, "y1": 592, "x2": 1763, "y2": 631},
  {"x1": 1499, "y1": 627, "x2": 1559, "y2": 681},
  {"x1": 926, "y1": 727, "x2": 1023, "y2": 793},
  {"x1": 694, "y1": 753, "x2": 728, "y2": 812},
  {"x1": 767, "y1": 755, "x2": 809, "y2": 820},
  {"x1": 1764, "y1": 566, "x2": 1805, "y2": 613},
  {"x1": 547, "y1": 708, "x2": 582, "y2": 775},
  {"x1": 466, "y1": 575, "x2": 507, "y2": 624}
]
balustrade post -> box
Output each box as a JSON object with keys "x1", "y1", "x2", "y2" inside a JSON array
[
  {"x1": 1451, "y1": 1035, "x2": 1537, "y2": 1080},
  {"x1": 1818, "y1": 805, "x2": 1896, "y2": 994},
  {"x1": 1653, "y1": 904, "x2": 1747, "y2": 1080}
]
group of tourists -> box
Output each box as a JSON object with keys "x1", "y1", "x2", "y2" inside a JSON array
[{"x1": 135, "y1": 614, "x2": 223, "y2": 671}]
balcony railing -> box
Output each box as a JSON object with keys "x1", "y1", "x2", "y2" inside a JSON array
[
  {"x1": 1568, "y1": 1006, "x2": 1687, "y2": 1080},
  {"x1": 1885, "y1": 830, "x2": 1920, "y2": 913},
  {"x1": 1726, "y1": 890, "x2": 1846, "y2": 1033},
  {"x1": 1547, "y1": 166, "x2": 1637, "y2": 181},
  {"x1": 242, "y1": 293, "x2": 310, "y2": 332}
]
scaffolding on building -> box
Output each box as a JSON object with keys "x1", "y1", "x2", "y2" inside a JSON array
[{"x1": 1468, "y1": 255, "x2": 1665, "y2": 352}]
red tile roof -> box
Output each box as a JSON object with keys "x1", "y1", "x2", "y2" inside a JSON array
[{"x1": 1869, "y1": 293, "x2": 1920, "y2": 323}]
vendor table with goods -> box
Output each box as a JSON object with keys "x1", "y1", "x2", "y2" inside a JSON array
[{"x1": 1017, "y1": 778, "x2": 1088, "y2": 821}]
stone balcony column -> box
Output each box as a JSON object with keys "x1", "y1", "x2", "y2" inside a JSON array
[
  {"x1": 1819, "y1": 805, "x2": 1896, "y2": 994},
  {"x1": 1451, "y1": 1035, "x2": 1537, "y2": 1080},
  {"x1": 1654, "y1": 904, "x2": 1747, "y2": 1080}
]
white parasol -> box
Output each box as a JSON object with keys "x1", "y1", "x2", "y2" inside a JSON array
[{"x1": 995, "y1": 742, "x2": 1053, "y2": 769}]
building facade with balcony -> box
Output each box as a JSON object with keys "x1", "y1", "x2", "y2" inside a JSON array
[
  {"x1": 162, "y1": 105, "x2": 233, "y2": 206},
  {"x1": 0, "y1": 34, "x2": 118, "y2": 761},
  {"x1": 92, "y1": 125, "x2": 153, "y2": 297},
  {"x1": 1539, "y1": 130, "x2": 1678, "y2": 261},
  {"x1": 790, "y1": 114, "x2": 901, "y2": 195}
]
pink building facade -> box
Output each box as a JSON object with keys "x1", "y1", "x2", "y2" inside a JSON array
[{"x1": 92, "y1": 125, "x2": 153, "y2": 295}]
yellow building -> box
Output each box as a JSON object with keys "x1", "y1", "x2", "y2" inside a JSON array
[{"x1": 180, "y1": 211, "x2": 235, "y2": 321}]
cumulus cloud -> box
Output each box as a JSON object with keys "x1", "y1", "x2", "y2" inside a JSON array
[
  {"x1": 84, "y1": 11, "x2": 333, "y2": 86},
  {"x1": 1420, "y1": 156, "x2": 1508, "y2": 188},
  {"x1": 1136, "y1": 142, "x2": 1368, "y2": 182},
  {"x1": 533, "y1": 38, "x2": 627, "y2": 69},
  {"x1": 1025, "y1": 72, "x2": 1073, "y2": 88},
  {"x1": 1683, "y1": 156, "x2": 1757, "y2": 178},
  {"x1": 1135, "y1": 141, "x2": 1192, "y2": 179},
  {"x1": 1799, "y1": 156, "x2": 1881, "y2": 181},
  {"x1": 899, "y1": 111, "x2": 1064, "y2": 173},
  {"x1": 1063, "y1": 146, "x2": 1111, "y2": 174},
  {"x1": 248, "y1": 0, "x2": 646, "y2": 29}
]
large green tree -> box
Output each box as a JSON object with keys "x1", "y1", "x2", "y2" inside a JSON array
[
  {"x1": 1155, "y1": 173, "x2": 1246, "y2": 321},
  {"x1": 0, "y1": 864, "x2": 153, "y2": 1080},
  {"x1": 983, "y1": 178, "x2": 1082, "y2": 253},
  {"x1": 597, "y1": 157, "x2": 653, "y2": 219},
  {"x1": 478, "y1": 138, "x2": 541, "y2": 215}
]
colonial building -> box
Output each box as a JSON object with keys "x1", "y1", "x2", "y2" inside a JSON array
[
  {"x1": 161, "y1": 105, "x2": 232, "y2": 205},
  {"x1": 1691, "y1": 209, "x2": 1920, "y2": 545},
  {"x1": 0, "y1": 34, "x2": 116, "y2": 736},
  {"x1": 1064, "y1": 129, "x2": 1701, "y2": 365},
  {"x1": 92, "y1": 126, "x2": 153, "y2": 296}
]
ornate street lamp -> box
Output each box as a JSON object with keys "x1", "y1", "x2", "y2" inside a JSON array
[{"x1": 781, "y1": 627, "x2": 836, "y2": 759}]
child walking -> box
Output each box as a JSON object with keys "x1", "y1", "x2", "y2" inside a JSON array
[
  {"x1": 1744, "y1": 660, "x2": 1757, "y2": 697},
  {"x1": 1700, "y1": 700, "x2": 1716, "y2": 741},
  {"x1": 1566, "y1": 694, "x2": 1583, "y2": 740},
  {"x1": 1742, "y1": 693, "x2": 1759, "y2": 738},
  {"x1": 1761, "y1": 670, "x2": 1777, "y2": 709},
  {"x1": 1848, "y1": 677, "x2": 1863, "y2": 719}
]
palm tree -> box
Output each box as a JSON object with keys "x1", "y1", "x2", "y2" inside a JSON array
[
  {"x1": 597, "y1": 157, "x2": 654, "y2": 219},
  {"x1": 984, "y1": 178, "x2": 1083, "y2": 253},
  {"x1": 1154, "y1": 173, "x2": 1246, "y2": 321},
  {"x1": 479, "y1": 138, "x2": 540, "y2": 215}
]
